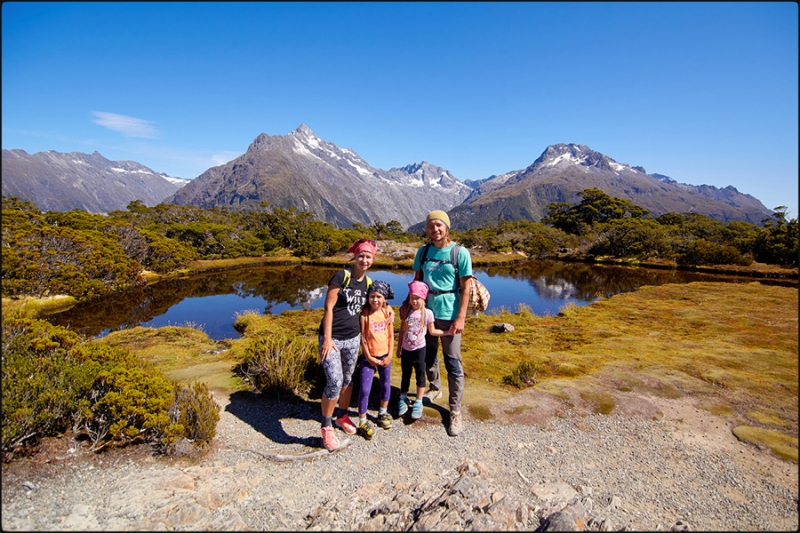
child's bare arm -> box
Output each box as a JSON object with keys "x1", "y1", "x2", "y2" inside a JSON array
[
  {"x1": 385, "y1": 311, "x2": 395, "y2": 366},
  {"x1": 427, "y1": 322, "x2": 449, "y2": 337},
  {"x1": 360, "y1": 315, "x2": 377, "y2": 365},
  {"x1": 396, "y1": 321, "x2": 405, "y2": 356}
]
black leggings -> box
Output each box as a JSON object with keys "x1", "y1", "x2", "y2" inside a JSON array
[{"x1": 400, "y1": 346, "x2": 427, "y2": 393}]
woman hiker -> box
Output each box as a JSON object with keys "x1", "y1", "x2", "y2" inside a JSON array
[{"x1": 318, "y1": 238, "x2": 391, "y2": 450}]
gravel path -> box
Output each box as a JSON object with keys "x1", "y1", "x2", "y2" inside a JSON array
[{"x1": 2, "y1": 391, "x2": 797, "y2": 531}]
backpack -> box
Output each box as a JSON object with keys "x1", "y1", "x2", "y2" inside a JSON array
[
  {"x1": 420, "y1": 243, "x2": 490, "y2": 313},
  {"x1": 341, "y1": 269, "x2": 372, "y2": 290}
]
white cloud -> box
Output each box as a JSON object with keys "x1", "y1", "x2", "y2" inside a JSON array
[
  {"x1": 92, "y1": 111, "x2": 160, "y2": 139},
  {"x1": 211, "y1": 151, "x2": 241, "y2": 166}
]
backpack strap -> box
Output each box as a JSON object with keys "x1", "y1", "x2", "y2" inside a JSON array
[
  {"x1": 450, "y1": 244, "x2": 461, "y2": 291},
  {"x1": 342, "y1": 268, "x2": 372, "y2": 289},
  {"x1": 422, "y1": 242, "x2": 462, "y2": 295}
]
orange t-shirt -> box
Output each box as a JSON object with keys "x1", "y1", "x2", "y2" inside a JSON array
[{"x1": 363, "y1": 307, "x2": 392, "y2": 357}]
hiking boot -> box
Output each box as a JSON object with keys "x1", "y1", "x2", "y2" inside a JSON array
[
  {"x1": 423, "y1": 388, "x2": 442, "y2": 404},
  {"x1": 411, "y1": 399, "x2": 423, "y2": 420},
  {"x1": 335, "y1": 414, "x2": 357, "y2": 435},
  {"x1": 321, "y1": 426, "x2": 339, "y2": 451},
  {"x1": 448, "y1": 411, "x2": 462, "y2": 437},
  {"x1": 377, "y1": 412, "x2": 392, "y2": 430},
  {"x1": 397, "y1": 397, "x2": 409, "y2": 416},
  {"x1": 357, "y1": 420, "x2": 375, "y2": 440}
]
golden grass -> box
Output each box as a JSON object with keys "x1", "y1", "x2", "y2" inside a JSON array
[
  {"x1": 732, "y1": 426, "x2": 799, "y2": 462},
  {"x1": 2, "y1": 295, "x2": 78, "y2": 317},
  {"x1": 96, "y1": 326, "x2": 247, "y2": 394},
  {"x1": 65, "y1": 279, "x2": 798, "y2": 462},
  {"x1": 461, "y1": 281, "x2": 798, "y2": 460}
]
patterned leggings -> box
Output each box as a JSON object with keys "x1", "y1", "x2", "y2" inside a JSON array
[{"x1": 319, "y1": 334, "x2": 361, "y2": 400}]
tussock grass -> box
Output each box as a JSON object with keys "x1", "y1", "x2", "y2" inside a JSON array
[
  {"x1": 2, "y1": 295, "x2": 77, "y2": 318},
  {"x1": 732, "y1": 426, "x2": 799, "y2": 461},
  {"x1": 93, "y1": 280, "x2": 797, "y2": 461},
  {"x1": 463, "y1": 281, "x2": 797, "y2": 461},
  {"x1": 97, "y1": 326, "x2": 242, "y2": 392}
]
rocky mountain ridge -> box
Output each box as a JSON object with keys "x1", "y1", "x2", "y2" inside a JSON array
[
  {"x1": 3, "y1": 132, "x2": 772, "y2": 230},
  {"x1": 443, "y1": 144, "x2": 771, "y2": 230},
  {"x1": 166, "y1": 124, "x2": 472, "y2": 229},
  {"x1": 1, "y1": 149, "x2": 189, "y2": 213},
  {"x1": 444, "y1": 143, "x2": 772, "y2": 230}
]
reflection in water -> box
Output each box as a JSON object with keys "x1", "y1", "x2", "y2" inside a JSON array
[
  {"x1": 47, "y1": 265, "x2": 337, "y2": 339},
  {"x1": 531, "y1": 277, "x2": 580, "y2": 301},
  {"x1": 45, "y1": 261, "x2": 796, "y2": 340}
]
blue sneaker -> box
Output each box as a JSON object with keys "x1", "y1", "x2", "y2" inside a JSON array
[
  {"x1": 397, "y1": 397, "x2": 409, "y2": 416},
  {"x1": 411, "y1": 399, "x2": 423, "y2": 419}
]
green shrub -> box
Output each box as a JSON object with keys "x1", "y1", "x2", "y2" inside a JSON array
[
  {"x1": 1, "y1": 318, "x2": 90, "y2": 458},
  {"x1": 677, "y1": 238, "x2": 751, "y2": 266},
  {"x1": 160, "y1": 381, "x2": 220, "y2": 451},
  {"x1": 235, "y1": 332, "x2": 316, "y2": 395},
  {"x1": 1, "y1": 316, "x2": 221, "y2": 460},
  {"x1": 503, "y1": 360, "x2": 538, "y2": 388},
  {"x1": 77, "y1": 363, "x2": 174, "y2": 450}
]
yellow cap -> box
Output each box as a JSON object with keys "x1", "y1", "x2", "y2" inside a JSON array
[{"x1": 426, "y1": 210, "x2": 450, "y2": 229}]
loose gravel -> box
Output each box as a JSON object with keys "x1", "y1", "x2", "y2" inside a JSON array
[{"x1": 2, "y1": 392, "x2": 797, "y2": 531}]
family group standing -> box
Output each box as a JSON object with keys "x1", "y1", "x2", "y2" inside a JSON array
[{"x1": 317, "y1": 210, "x2": 473, "y2": 450}]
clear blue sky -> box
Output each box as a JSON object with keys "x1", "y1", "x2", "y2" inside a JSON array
[{"x1": 3, "y1": 2, "x2": 798, "y2": 218}]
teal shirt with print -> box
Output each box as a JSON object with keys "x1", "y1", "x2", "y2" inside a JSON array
[{"x1": 412, "y1": 243, "x2": 473, "y2": 320}]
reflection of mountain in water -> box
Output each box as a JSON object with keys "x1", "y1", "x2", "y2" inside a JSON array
[
  {"x1": 47, "y1": 265, "x2": 337, "y2": 338},
  {"x1": 294, "y1": 286, "x2": 327, "y2": 311},
  {"x1": 530, "y1": 277, "x2": 580, "y2": 301}
]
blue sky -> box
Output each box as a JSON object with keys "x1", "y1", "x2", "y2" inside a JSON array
[{"x1": 3, "y1": 2, "x2": 798, "y2": 218}]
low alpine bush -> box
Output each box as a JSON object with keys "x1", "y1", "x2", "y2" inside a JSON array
[
  {"x1": 235, "y1": 332, "x2": 316, "y2": 395},
  {"x1": 1, "y1": 316, "x2": 220, "y2": 461}
]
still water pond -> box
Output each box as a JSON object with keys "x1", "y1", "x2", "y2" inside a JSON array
[{"x1": 45, "y1": 260, "x2": 794, "y2": 340}]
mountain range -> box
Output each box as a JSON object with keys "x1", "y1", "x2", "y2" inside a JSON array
[
  {"x1": 444, "y1": 143, "x2": 772, "y2": 230},
  {"x1": 1, "y1": 149, "x2": 189, "y2": 213},
  {"x1": 166, "y1": 124, "x2": 472, "y2": 229},
  {"x1": 2, "y1": 126, "x2": 773, "y2": 229}
]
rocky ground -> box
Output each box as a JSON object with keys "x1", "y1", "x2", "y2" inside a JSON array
[{"x1": 2, "y1": 388, "x2": 797, "y2": 531}]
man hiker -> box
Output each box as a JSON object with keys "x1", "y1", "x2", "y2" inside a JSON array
[{"x1": 410, "y1": 210, "x2": 473, "y2": 436}]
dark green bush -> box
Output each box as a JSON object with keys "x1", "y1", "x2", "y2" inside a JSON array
[{"x1": 676, "y1": 238, "x2": 752, "y2": 266}]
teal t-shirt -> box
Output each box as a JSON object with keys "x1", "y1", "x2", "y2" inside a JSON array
[{"x1": 412, "y1": 243, "x2": 473, "y2": 320}]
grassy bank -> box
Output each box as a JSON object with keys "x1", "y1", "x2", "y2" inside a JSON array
[{"x1": 95, "y1": 280, "x2": 798, "y2": 462}]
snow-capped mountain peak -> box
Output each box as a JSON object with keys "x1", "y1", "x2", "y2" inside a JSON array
[{"x1": 531, "y1": 143, "x2": 633, "y2": 175}]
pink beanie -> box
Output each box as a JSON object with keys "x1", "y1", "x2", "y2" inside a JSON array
[{"x1": 408, "y1": 280, "x2": 429, "y2": 300}]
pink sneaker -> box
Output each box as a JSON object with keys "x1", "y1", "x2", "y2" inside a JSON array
[
  {"x1": 335, "y1": 414, "x2": 357, "y2": 435},
  {"x1": 321, "y1": 426, "x2": 339, "y2": 451}
]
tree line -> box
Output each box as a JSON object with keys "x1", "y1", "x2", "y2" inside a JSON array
[
  {"x1": 1, "y1": 190, "x2": 796, "y2": 460},
  {"x1": 2, "y1": 190, "x2": 797, "y2": 303}
]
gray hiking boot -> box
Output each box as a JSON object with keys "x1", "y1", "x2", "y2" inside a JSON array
[
  {"x1": 423, "y1": 388, "x2": 442, "y2": 404},
  {"x1": 448, "y1": 411, "x2": 462, "y2": 437}
]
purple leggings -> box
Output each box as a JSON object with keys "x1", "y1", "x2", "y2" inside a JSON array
[{"x1": 357, "y1": 354, "x2": 392, "y2": 414}]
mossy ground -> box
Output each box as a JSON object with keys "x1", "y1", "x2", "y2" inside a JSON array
[{"x1": 18, "y1": 279, "x2": 798, "y2": 462}]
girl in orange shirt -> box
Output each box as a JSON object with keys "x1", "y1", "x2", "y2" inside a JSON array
[{"x1": 356, "y1": 281, "x2": 395, "y2": 439}]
